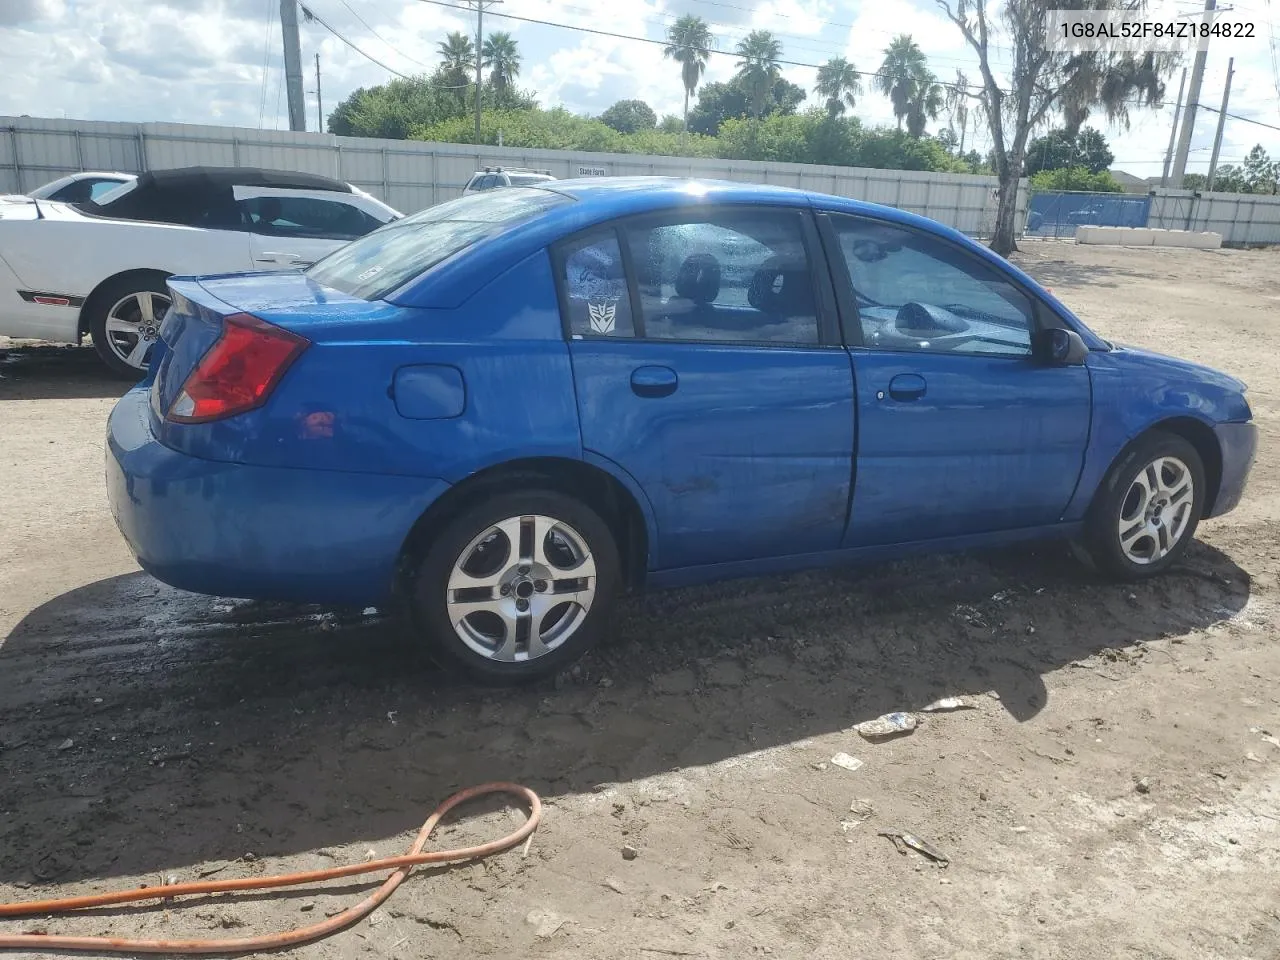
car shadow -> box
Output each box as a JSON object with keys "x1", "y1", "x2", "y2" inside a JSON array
[
  {"x1": 1010, "y1": 251, "x2": 1133, "y2": 291},
  {"x1": 0, "y1": 538, "x2": 1250, "y2": 886},
  {"x1": 0, "y1": 344, "x2": 134, "y2": 401}
]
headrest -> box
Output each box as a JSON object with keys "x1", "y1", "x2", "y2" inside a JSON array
[
  {"x1": 674, "y1": 253, "x2": 721, "y2": 303},
  {"x1": 748, "y1": 257, "x2": 814, "y2": 317}
]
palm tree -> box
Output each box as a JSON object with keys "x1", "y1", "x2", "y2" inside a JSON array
[
  {"x1": 663, "y1": 15, "x2": 713, "y2": 133},
  {"x1": 876, "y1": 34, "x2": 927, "y2": 131},
  {"x1": 437, "y1": 31, "x2": 474, "y2": 88},
  {"x1": 906, "y1": 71, "x2": 944, "y2": 137},
  {"x1": 735, "y1": 30, "x2": 783, "y2": 123},
  {"x1": 814, "y1": 57, "x2": 862, "y2": 119},
  {"x1": 945, "y1": 68, "x2": 970, "y2": 153},
  {"x1": 482, "y1": 32, "x2": 521, "y2": 97}
]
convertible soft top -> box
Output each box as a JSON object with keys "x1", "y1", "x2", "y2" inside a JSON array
[{"x1": 77, "y1": 165, "x2": 353, "y2": 226}]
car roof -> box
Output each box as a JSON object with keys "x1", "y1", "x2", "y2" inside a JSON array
[{"x1": 134, "y1": 166, "x2": 352, "y2": 193}]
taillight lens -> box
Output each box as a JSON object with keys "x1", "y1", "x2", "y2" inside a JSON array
[{"x1": 167, "y1": 313, "x2": 308, "y2": 424}]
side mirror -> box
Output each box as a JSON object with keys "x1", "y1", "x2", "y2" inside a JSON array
[{"x1": 1033, "y1": 328, "x2": 1089, "y2": 367}]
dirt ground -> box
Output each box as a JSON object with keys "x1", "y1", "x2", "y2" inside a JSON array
[{"x1": 1, "y1": 240, "x2": 1278, "y2": 960}]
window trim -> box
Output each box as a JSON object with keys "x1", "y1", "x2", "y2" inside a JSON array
[
  {"x1": 551, "y1": 204, "x2": 841, "y2": 350},
  {"x1": 817, "y1": 210, "x2": 1052, "y2": 359}
]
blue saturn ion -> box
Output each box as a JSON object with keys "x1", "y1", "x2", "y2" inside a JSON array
[{"x1": 106, "y1": 178, "x2": 1257, "y2": 682}]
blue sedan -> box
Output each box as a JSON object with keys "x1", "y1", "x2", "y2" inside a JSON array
[{"x1": 106, "y1": 179, "x2": 1257, "y2": 682}]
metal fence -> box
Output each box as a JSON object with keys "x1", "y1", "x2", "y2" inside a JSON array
[
  {"x1": 1, "y1": 116, "x2": 1023, "y2": 237},
  {"x1": 1024, "y1": 186, "x2": 1280, "y2": 245},
  {"x1": 1025, "y1": 191, "x2": 1153, "y2": 238},
  {"x1": 1148, "y1": 189, "x2": 1280, "y2": 246}
]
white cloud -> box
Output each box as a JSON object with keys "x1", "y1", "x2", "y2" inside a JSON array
[{"x1": 0, "y1": 0, "x2": 1274, "y2": 174}]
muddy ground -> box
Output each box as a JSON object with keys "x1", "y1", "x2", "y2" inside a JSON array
[{"x1": 1, "y1": 241, "x2": 1278, "y2": 959}]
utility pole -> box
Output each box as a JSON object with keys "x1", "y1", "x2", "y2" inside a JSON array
[
  {"x1": 280, "y1": 0, "x2": 307, "y2": 131},
  {"x1": 464, "y1": 0, "x2": 501, "y2": 145},
  {"x1": 1170, "y1": 0, "x2": 1217, "y2": 187},
  {"x1": 1160, "y1": 67, "x2": 1187, "y2": 187},
  {"x1": 1206, "y1": 57, "x2": 1234, "y2": 191},
  {"x1": 315, "y1": 53, "x2": 323, "y2": 133}
]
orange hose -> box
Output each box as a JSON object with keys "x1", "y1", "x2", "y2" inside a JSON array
[{"x1": 0, "y1": 781, "x2": 540, "y2": 954}]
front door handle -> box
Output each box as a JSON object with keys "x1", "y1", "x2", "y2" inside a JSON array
[
  {"x1": 887, "y1": 373, "x2": 927, "y2": 401},
  {"x1": 631, "y1": 365, "x2": 678, "y2": 398}
]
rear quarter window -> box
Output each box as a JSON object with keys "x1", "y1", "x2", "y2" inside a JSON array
[{"x1": 305, "y1": 188, "x2": 572, "y2": 300}]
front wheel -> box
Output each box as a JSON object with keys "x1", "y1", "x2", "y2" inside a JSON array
[
  {"x1": 1082, "y1": 431, "x2": 1205, "y2": 580},
  {"x1": 410, "y1": 490, "x2": 621, "y2": 684}
]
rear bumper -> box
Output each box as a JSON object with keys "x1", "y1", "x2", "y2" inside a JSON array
[
  {"x1": 106, "y1": 387, "x2": 450, "y2": 606},
  {"x1": 1206, "y1": 420, "x2": 1257, "y2": 518}
]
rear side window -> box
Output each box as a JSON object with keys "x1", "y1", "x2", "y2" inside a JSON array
[
  {"x1": 561, "y1": 231, "x2": 635, "y2": 338},
  {"x1": 306, "y1": 187, "x2": 571, "y2": 300}
]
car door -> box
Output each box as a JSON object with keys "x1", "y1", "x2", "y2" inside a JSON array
[
  {"x1": 559, "y1": 205, "x2": 856, "y2": 570},
  {"x1": 819, "y1": 211, "x2": 1092, "y2": 547},
  {"x1": 234, "y1": 186, "x2": 385, "y2": 270}
]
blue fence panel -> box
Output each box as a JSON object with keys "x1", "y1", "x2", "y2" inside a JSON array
[{"x1": 1025, "y1": 191, "x2": 1151, "y2": 237}]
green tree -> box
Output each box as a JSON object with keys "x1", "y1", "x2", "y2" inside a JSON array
[
  {"x1": 936, "y1": 126, "x2": 958, "y2": 153},
  {"x1": 735, "y1": 30, "x2": 784, "y2": 122},
  {"x1": 1029, "y1": 167, "x2": 1124, "y2": 192},
  {"x1": 1025, "y1": 127, "x2": 1114, "y2": 176},
  {"x1": 663, "y1": 14, "x2": 714, "y2": 134},
  {"x1": 877, "y1": 35, "x2": 929, "y2": 130},
  {"x1": 1208, "y1": 164, "x2": 1247, "y2": 193},
  {"x1": 437, "y1": 31, "x2": 474, "y2": 88},
  {"x1": 905, "y1": 71, "x2": 944, "y2": 136},
  {"x1": 658, "y1": 114, "x2": 684, "y2": 134},
  {"x1": 481, "y1": 32, "x2": 521, "y2": 99},
  {"x1": 600, "y1": 99, "x2": 658, "y2": 134},
  {"x1": 814, "y1": 57, "x2": 862, "y2": 119},
  {"x1": 1243, "y1": 144, "x2": 1279, "y2": 194},
  {"x1": 688, "y1": 76, "x2": 805, "y2": 136}
]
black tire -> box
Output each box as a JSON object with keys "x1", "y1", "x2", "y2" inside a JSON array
[
  {"x1": 1082, "y1": 430, "x2": 1206, "y2": 580},
  {"x1": 87, "y1": 274, "x2": 171, "y2": 380},
  {"x1": 410, "y1": 489, "x2": 621, "y2": 684}
]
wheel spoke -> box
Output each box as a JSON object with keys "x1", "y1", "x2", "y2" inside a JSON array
[
  {"x1": 136, "y1": 292, "x2": 156, "y2": 325},
  {"x1": 529, "y1": 515, "x2": 560, "y2": 567},
  {"x1": 1167, "y1": 481, "x2": 1193, "y2": 510},
  {"x1": 1155, "y1": 522, "x2": 1171, "y2": 557},
  {"x1": 491, "y1": 619, "x2": 521, "y2": 662},
  {"x1": 125, "y1": 336, "x2": 150, "y2": 366},
  {"x1": 448, "y1": 564, "x2": 504, "y2": 592},
  {"x1": 1119, "y1": 521, "x2": 1146, "y2": 547},
  {"x1": 105, "y1": 315, "x2": 138, "y2": 334}
]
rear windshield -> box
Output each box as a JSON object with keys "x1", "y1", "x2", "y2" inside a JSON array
[
  {"x1": 306, "y1": 187, "x2": 571, "y2": 300},
  {"x1": 508, "y1": 174, "x2": 552, "y2": 186}
]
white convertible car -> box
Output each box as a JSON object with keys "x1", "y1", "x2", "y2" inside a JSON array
[{"x1": 0, "y1": 166, "x2": 401, "y2": 376}]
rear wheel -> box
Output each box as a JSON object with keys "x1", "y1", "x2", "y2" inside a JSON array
[
  {"x1": 410, "y1": 490, "x2": 620, "y2": 684},
  {"x1": 1082, "y1": 431, "x2": 1205, "y2": 580},
  {"x1": 88, "y1": 275, "x2": 171, "y2": 379}
]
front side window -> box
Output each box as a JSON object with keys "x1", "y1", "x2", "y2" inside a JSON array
[
  {"x1": 307, "y1": 187, "x2": 571, "y2": 300},
  {"x1": 831, "y1": 215, "x2": 1035, "y2": 357},
  {"x1": 623, "y1": 211, "x2": 819, "y2": 344}
]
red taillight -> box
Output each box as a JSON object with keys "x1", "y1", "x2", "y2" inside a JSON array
[{"x1": 166, "y1": 313, "x2": 308, "y2": 424}]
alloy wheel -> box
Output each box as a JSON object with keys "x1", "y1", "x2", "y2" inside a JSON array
[
  {"x1": 104, "y1": 290, "x2": 171, "y2": 372},
  {"x1": 1117, "y1": 455, "x2": 1195, "y2": 565},
  {"x1": 446, "y1": 514, "x2": 597, "y2": 663}
]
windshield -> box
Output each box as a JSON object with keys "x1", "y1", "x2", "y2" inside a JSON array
[{"x1": 306, "y1": 187, "x2": 571, "y2": 300}]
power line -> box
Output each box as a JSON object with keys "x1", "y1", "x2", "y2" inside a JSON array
[
  {"x1": 1201, "y1": 104, "x2": 1280, "y2": 132},
  {"x1": 336, "y1": 0, "x2": 433, "y2": 69},
  {"x1": 300, "y1": 3, "x2": 413, "y2": 79}
]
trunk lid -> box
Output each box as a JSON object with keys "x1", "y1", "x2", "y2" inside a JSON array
[{"x1": 153, "y1": 271, "x2": 403, "y2": 422}]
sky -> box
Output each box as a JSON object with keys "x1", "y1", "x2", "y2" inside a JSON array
[{"x1": 1, "y1": 0, "x2": 1278, "y2": 180}]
